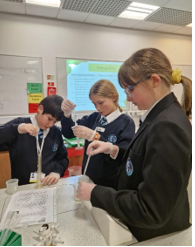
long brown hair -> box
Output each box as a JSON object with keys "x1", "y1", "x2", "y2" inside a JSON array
[{"x1": 118, "y1": 48, "x2": 192, "y2": 118}]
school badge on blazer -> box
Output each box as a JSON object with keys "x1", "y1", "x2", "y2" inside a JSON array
[
  {"x1": 126, "y1": 158, "x2": 134, "y2": 176},
  {"x1": 52, "y1": 143, "x2": 58, "y2": 152},
  {"x1": 108, "y1": 134, "x2": 117, "y2": 143}
]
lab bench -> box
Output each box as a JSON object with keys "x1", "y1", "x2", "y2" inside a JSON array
[{"x1": 0, "y1": 176, "x2": 192, "y2": 246}]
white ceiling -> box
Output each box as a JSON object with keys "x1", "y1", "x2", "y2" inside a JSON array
[{"x1": 0, "y1": 0, "x2": 192, "y2": 36}]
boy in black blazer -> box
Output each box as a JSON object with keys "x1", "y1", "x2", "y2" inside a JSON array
[{"x1": 0, "y1": 95, "x2": 68, "y2": 186}]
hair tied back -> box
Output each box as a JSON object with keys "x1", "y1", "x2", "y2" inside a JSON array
[{"x1": 171, "y1": 68, "x2": 182, "y2": 85}]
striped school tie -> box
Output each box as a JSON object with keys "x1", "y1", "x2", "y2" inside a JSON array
[
  {"x1": 38, "y1": 129, "x2": 44, "y2": 147},
  {"x1": 101, "y1": 117, "x2": 107, "y2": 126}
]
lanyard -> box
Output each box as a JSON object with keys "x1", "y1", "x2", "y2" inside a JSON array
[
  {"x1": 30, "y1": 116, "x2": 50, "y2": 155},
  {"x1": 36, "y1": 132, "x2": 46, "y2": 155}
]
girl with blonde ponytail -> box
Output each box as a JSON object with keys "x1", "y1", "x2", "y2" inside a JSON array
[{"x1": 61, "y1": 79, "x2": 135, "y2": 188}]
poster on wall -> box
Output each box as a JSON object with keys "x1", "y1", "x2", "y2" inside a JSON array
[
  {"x1": 47, "y1": 87, "x2": 56, "y2": 96},
  {"x1": 27, "y1": 83, "x2": 43, "y2": 113}
]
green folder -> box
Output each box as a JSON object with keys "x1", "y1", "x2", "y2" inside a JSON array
[
  {"x1": 64, "y1": 137, "x2": 85, "y2": 147},
  {"x1": 0, "y1": 230, "x2": 22, "y2": 246}
]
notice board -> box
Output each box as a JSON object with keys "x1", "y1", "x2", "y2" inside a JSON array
[{"x1": 0, "y1": 55, "x2": 43, "y2": 116}]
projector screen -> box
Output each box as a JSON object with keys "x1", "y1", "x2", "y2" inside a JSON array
[{"x1": 57, "y1": 58, "x2": 127, "y2": 112}]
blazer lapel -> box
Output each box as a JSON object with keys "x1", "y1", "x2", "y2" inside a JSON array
[{"x1": 122, "y1": 93, "x2": 178, "y2": 160}]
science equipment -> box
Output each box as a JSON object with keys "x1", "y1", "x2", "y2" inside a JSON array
[
  {"x1": 34, "y1": 223, "x2": 63, "y2": 246},
  {"x1": 72, "y1": 110, "x2": 83, "y2": 150},
  {"x1": 83, "y1": 148, "x2": 92, "y2": 176},
  {"x1": 6, "y1": 179, "x2": 18, "y2": 195},
  {"x1": 0, "y1": 211, "x2": 22, "y2": 246},
  {"x1": 35, "y1": 152, "x2": 43, "y2": 189}
]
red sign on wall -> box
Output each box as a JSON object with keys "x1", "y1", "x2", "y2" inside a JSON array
[
  {"x1": 48, "y1": 82, "x2": 54, "y2": 87},
  {"x1": 29, "y1": 103, "x2": 39, "y2": 113},
  {"x1": 47, "y1": 87, "x2": 56, "y2": 96}
]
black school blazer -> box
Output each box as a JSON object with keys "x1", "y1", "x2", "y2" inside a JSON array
[{"x1": 91, "y1": 93, "x2": 192, "y2": 241}]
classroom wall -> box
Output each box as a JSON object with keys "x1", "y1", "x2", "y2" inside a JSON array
[{"x1": 0, "y1": 13, "x2": 192, "y2": 125}]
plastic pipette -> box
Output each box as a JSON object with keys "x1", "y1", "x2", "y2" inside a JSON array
[
  {"x1": 72, "y1": 110, "x2": 83, "y2": 150},
  {"x1": 63, "y1": 96, "x2": 82, "y2": 150},
  {"x1": 78, "y1": 149, "x2": 92, "y2": 210},
  {"x1": 83, "y1": 148, "x2": 92, "y2": 176}
]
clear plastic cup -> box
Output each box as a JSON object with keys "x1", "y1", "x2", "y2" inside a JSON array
[
  {"x1": 6, "y1": 179, "x2": 18, "y2": 194},
  {"x1": 73, "y1": 175, "x2": 89, "y2": 201},
  {"x1": 73, "y1": 182, "x2": 80, "y2": 202}
]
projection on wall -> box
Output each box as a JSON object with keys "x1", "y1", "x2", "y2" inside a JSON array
[{"x1": 66, "y1": 59, "x2": 127, "y2": 112}]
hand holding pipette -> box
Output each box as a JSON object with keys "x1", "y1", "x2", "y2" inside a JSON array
[
  {"x1": 61, "y1": 97, "x2": 83, "y2": 149},
  {"x1": 71, "y1": 110, "x2": 83, "y2": 150},
  {"x1": 72, "y1": 125, "x2": 95, "y2": 141},
  {"x1": 61, "y1": 98, "x2": 76, "y2": 117},
  {"x1": 86, "y1": 140, "x2": 116, "y2": 156},
  {"x1": 77, "y1": 180, "x2": 96, "y2": 201},
  {"x1": 18, "y1": 123, "x2": 38, "y2": 136}
]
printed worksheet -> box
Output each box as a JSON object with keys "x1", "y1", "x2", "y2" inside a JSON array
[{"x1": 0, "y1": 188, "x2": 55, "y2": 229}]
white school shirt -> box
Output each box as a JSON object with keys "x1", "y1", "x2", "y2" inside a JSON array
[
  {"x1": 30, "y1": 115, "x2": 60, "y2": 178},
  {"x1": 99, "y1": 108, "x2": 123, "y2": 125}
]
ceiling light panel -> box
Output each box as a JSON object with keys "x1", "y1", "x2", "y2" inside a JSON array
[
  {"x1": 119, "y1": 2, "x2": 160, "y2": 20},
  {"x1": 61, "y1": 0, "x2": 132, "y2": 17},
  {"x1": 3, "y1": 0, "x2": 24, "y2": 2},
  {"x1": 145, "y1": 7, "x2": 192, "y2": 26},
  {"x1": 26, "y1": 0, "x2": 60, "y2": 8},
  {"x1": 130, "y1": 2, "x2": 160, "y2": 11},
  {"x1": 127, "y1": 6, "x2": 152, "y2": 14},
  {"x1": 90, "y1": 0, "x2": 132, "y2": 17},
  {"x1": 186, "y1": 23, "x2": 192, "y2": 27},
  {"x1": 119, "y1": 10, "x2": 148, "y2": 20}
]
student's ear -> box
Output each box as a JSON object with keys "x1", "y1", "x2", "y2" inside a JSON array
[
  {"x1": 151, "y1": 74, "x2": 161, "y2": 88},
  {"x1": 112, "y1": 94, "x2": 117, "y2": 102},
  {"x1": 37, "y1": 105, "x2": 44, "y2": 114}
]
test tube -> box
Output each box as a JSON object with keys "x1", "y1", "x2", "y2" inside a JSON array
[
  {"x1": 35, "y1": 152, "x2": 43, "y2": 189},
  {"x1": 72, "y1": 110, "x2": 83, "y2": 150},
  {"x1": 63, "y1": 96, "x2": 82, "y2": 150}
]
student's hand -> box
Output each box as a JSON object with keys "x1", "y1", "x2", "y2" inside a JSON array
[
  {"x1": 61, "y1": 99, "x2": 76, "y2": 117},
  {"x1": 72, "y1": 125, "x2": 95, "y2": 141},
  {"x1": 87, "y1": 140, "x2": 118, "y2": 157},
  {"x1": 76, "y1": 181, "x2": 96, "y2": 201},
  {"x1": 42, "y1": 172, "x2": 60, "y2": 186},
  {"x1": 18, "y1": 123, "x2": 38, "y2": 136}
]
